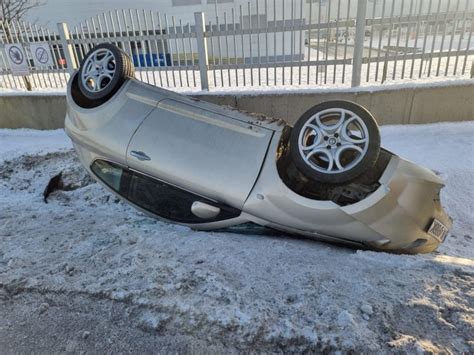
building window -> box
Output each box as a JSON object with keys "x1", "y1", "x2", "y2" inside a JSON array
[
  {"x1": 172, "y1": 0, "x2": 201, "y2": 6},
  {"x1": 207, "y1": 0, "x2": 234, "y2": 4},
  {"x1": 241, "y1": 14, "x2": 267, "y2": 28}
]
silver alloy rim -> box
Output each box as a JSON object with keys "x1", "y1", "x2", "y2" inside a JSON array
[
  {"x1": 81, "y1": 48, "x2": 116, "y2": 93},
  {"x1": 298, "y1": 108, "x2": 370, "y2": 174}
]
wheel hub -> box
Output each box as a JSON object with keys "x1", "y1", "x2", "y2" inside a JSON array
[
  {"x1": 81, "y1": 48, "x2": 116, "y2": 93},
  {"x1": 298, "y1": 108, "x2": 370, "y2": 174}
]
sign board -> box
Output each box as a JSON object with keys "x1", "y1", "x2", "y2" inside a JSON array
[
  {"x1": 5, "y1": 43, "x2": 30, "y2": 76},
  {"x1": 30, "y1": 43, "x2": 54, "y2": 67}
]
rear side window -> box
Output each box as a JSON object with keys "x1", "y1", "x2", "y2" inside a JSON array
[{"x1": 90, "y1": 160, "x2": 131, "y2": 196}]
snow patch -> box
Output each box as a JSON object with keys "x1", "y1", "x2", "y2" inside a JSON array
[{"x1": 0, "y1": 121, "x2": 473, "y2": 352}]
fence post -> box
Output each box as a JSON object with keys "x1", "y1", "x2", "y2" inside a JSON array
[
  {"x1": 194, "y1": 12, "x2": 209, "y2": 91},
  {"x1": 57, "y1": 22, "x2": 77, "y2": 75},
  {"x1": 352, "y1": 0, "x2": 368, "y2": 88}
]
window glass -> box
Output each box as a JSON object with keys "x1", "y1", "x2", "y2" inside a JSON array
[
  {"x1": 128, "y1": 173, "x2": 204, "y2": 223},
  {"x1": 172, "y1": 0, "x2": 201, "y2": 6},
  {"x1": 207, "y1": 0, "x2": 233, "y2": 3},
  {"x1": 241, "y1": 14, "x2": 267, "y2": 28},
  {"x1": 90, "y1": 160, "x2": 130, "y2": 196},
  {"x1": 128, "y1": 171, "x2": 240, "y2": 223}
]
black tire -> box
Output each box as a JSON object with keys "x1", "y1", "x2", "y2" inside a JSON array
[
  {"x1": 70, "y1": 72, "x2": 104, "y2": 109},
  {"x1": 77, "y1": 43, "x2": 134, "y2": 104},
  {"x1": 289, "y1": 101, "x2": 381, "y2": 184}
]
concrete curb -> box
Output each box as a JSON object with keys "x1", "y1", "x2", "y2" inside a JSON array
[{"x1": 0, "y1": 82, "x2": 472, "y2": 129}]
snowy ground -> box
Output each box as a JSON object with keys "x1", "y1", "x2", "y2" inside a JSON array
[{"x1": 0, "y1": 122, "x2": 473, "y2": 353}]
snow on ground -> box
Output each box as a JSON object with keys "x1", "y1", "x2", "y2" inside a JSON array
[
  {"x1": 0, "y1": 122, "x2": 473, "y2": 353},
  {"x1": 0, "y1": 129, "x2": 70, "y2": 162}
]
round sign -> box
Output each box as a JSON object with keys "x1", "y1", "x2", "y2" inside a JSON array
[
  {"x1": 8, "y1": 45, "x2": 24, "y2": 65},
  {"x1": 35, "y1": 47, "x2": 49, "y2": 64}
]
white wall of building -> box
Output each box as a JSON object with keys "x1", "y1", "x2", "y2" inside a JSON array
[
  {"x1": 25, "y1": 0, "x2": 307, "y2": 60},
  {"x1": 18, "y1": 0, "x2": 473, "y2": 63},
  {"x1": 26, "y1": 0, "x2": 298, "y2": 30},
  {"x1": 25, "y1": 0, "x2": 474, "y2": 29}
]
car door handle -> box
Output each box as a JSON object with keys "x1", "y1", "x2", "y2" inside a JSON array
[{"x1": 130, "y1": 150, "x2": 151, "y2": 161}]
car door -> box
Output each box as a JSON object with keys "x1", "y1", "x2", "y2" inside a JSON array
[{"x1": 126, "y1": 98, "x2": 274, "y2": 209}]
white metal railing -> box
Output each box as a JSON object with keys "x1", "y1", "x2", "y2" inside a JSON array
[{"x1": 0, "y1": 0, "x2": 473, "y2": 91}]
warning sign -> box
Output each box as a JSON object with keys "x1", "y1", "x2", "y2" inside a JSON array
[
  {"x1": 5, "y1": 43, "x2": 30, "y2": 76},
  {"x1": 30, "y1": 43, "x2": 54, "y2": 67}
]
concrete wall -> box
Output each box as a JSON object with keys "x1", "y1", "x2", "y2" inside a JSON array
[
  {"x1": 0, "y1": 82, "x2": 473, "y2": 129},
  {"x1": 196, "y1": 83, "x2": 474, "y2": 126},
  {"x1": 0, "y1": 95, "x2": 66, "y2": 130}
]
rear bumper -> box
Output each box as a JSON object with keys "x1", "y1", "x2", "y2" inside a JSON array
[{"x1": 341, "y1": 156, "x2": 452, "y2": 251}]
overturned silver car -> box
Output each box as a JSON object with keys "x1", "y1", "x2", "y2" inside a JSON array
[{"x1": 65, "y1": 44, "x2": 451, "y2": 253}]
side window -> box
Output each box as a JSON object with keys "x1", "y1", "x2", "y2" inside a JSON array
[
  {"x1": 90, "y1": 160, "x2": 130, "y2": 197},
  {"x1": 128, "y1": 171, "x2": 240, "y2": 223}
]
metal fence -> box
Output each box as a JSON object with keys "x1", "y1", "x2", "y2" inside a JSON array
[{"x1": 0, "y1": 0, "x2": 473, "y2": 91}]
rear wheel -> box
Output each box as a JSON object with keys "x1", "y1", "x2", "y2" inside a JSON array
[
  {"x1": 289, "y1": 101, "x2": 381, "y2": 184},
  {"x1": 77, "y1": 43, "x2": 134, "y2": 103}
]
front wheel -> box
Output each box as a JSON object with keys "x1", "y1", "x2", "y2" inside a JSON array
[
  {"x1": 77, "y1": 43, "x2": 134, "y2": 103},
  {"x1": 289, "y1": 101, "x2": 381, "y2": 184}
]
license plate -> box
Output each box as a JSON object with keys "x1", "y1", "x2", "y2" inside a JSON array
[{"x1": 427, "y1": 219, "x2": 449, "y2": 242}]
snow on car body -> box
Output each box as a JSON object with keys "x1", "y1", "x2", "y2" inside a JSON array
[{"x1": 65, "y1": 44, "x2": 451, "y2": 253}]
